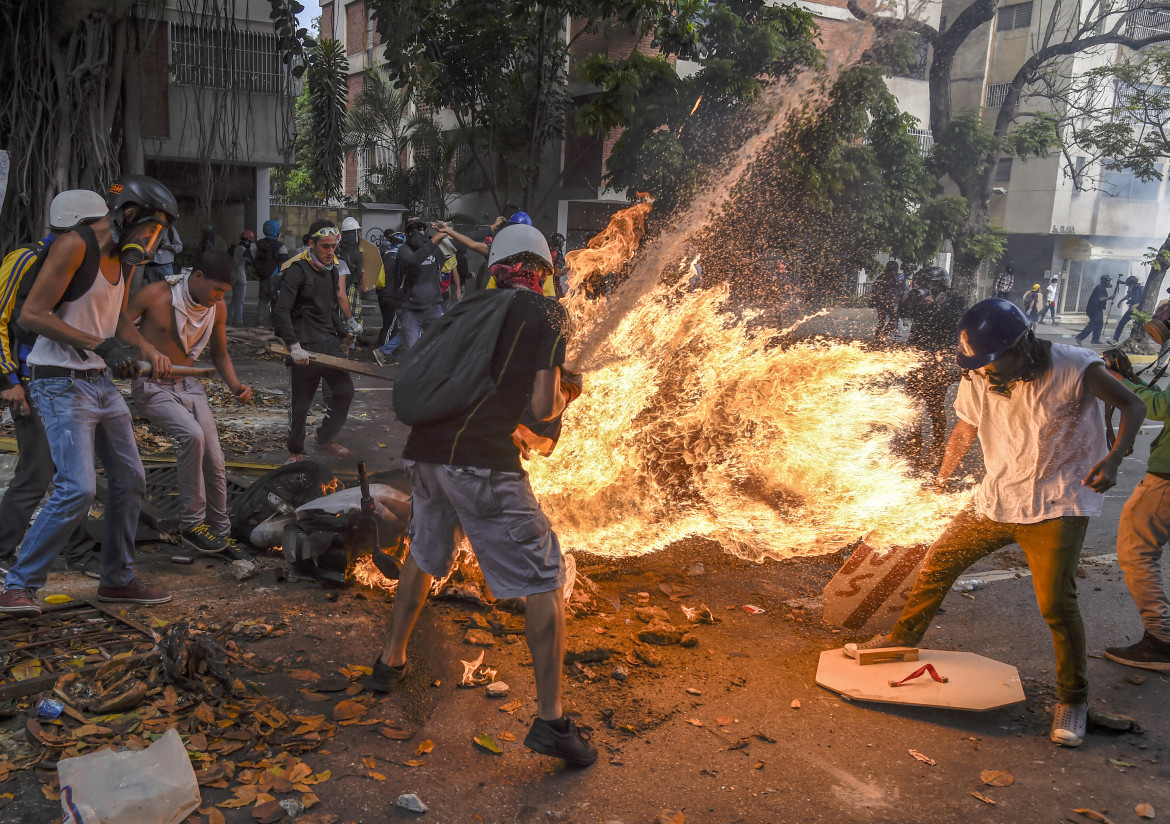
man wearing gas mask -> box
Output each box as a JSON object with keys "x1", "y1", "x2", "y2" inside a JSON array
[
  {"x1": 844, "y1": 299, "x2": 1145, "y2": 749},
  {"x1": 394, "y1": 216, "x2": 450, "y2": 349},
  {"x1": 0, "y1": 174, "x2": 179, "y2": 615}
]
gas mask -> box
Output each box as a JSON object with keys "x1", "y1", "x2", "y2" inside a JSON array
[
  {"x1": 406, "y1": 229, "x2": 427, "y2": 250},
  {"x1": 111, "y1": 207, "x2": 170, "y2": 266}
]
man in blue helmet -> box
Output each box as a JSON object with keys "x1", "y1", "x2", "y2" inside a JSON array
[
  {"x1": 252, "y1": 220, "x2": 287, "y2": 327},
  {"x1": 843, "y1": 298, "x2": 1145, "y2": 748}
]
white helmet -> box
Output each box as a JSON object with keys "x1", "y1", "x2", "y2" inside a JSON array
[
  {"x1": 341, "y1": 217, "x2": 361, "y2": 232},
  {"x1": 487, "y1": 224, "x2": 552, "y2": 271},
  {"x1": 49, "y1": 189, "x2": 108, "y2": 230}
]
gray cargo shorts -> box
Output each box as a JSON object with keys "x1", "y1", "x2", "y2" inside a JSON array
[{"x1": 404, "y1": 460, "x2": 567, "y2": 599}]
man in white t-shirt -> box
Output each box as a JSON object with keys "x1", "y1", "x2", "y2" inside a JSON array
[
  {"x1": 843, "y1": 299, "x2": 1145, "y2": 748},
  {"x1": 1041, "y1": 276, "x2": 1059, "y2": 324}
]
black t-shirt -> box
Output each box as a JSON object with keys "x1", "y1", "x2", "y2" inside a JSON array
[
  {"x1": 403, "y1": 289, "x2": 567, "y2": 471},
  {"x1": 1087, "y1": 284, "x2": 1110, "y2": 313}
]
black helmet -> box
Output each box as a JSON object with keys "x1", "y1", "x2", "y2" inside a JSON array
[
  {"x1": 1100, "y1": 274, "x2": 1112, "y2": 285},
  {"x1": 107, "y1": 174, "x2": 178, "y2": 222},
  {"x1": 925, "y1": 266, "x2": 951, "y2": 289},
  {"x1": 1126, "y1": 275, "x2": 1140, "y2": 286},
  {"x1": 548, "y1": 232, "x2": 565, "y2": 248}
]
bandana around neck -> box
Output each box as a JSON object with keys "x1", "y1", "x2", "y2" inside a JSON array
[
  {"x1": 489, "y1": 262, "x2": 544, "y2": 295},
  {"x1": 170, "y1": 275, "x2": 215, "y2": 360}
]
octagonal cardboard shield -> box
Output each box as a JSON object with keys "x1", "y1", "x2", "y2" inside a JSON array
[{"x1": 816, "y1": 648, "x2": 1025, "y2": 711}]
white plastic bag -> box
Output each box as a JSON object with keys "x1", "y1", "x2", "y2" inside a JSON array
[{"x1": 58, "y1": 727, "x2": 201, "y2": 824}]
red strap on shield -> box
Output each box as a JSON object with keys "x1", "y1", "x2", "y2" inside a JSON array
[{"x1": 891, "y1": 663, "x2": 948, "y2": 687}]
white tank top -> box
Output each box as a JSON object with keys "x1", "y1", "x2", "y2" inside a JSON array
[{"x1": 27, "y1": 266, "x2": 125, "y2": 370}]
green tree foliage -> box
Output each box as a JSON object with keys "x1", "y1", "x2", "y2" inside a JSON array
[
  {"x1": 304, "y1": 38, "x2": 348, "y2": 201},
  {"x1": 574, "y1": 0, "x2": 821, "y2": 212},
  {"x1": 367, "y1": 0, "x2": 688, "y2": 210}
]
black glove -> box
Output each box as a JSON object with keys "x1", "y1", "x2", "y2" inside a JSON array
[{"x1": 94, "y1": 338, "x2": 140, "y2": 379}]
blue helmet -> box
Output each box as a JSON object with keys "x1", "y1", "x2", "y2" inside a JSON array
[
  {"x1": 957, "y1": 298, "x2": 1030, "y2": 370},
  {"x1": 509, "y1": 211, "x2": 533, "y2": 226},
  {"x1": 262, "y1": 219, "x2": 280, "y2": 239}
]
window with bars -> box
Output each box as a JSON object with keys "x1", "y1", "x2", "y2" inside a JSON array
[
  {"x1": 1125, "y1": 1, "x2": 1170, "y2": 38},
  {"x1": 996, "y1": 2, "x2": 1032, "y2": 31},
  {"x1": 986, "y1": 82, "x2": 1011, "y2": 107},
  {"x1": 169, "y1": 22, "x2": 285, "y2": 94}
]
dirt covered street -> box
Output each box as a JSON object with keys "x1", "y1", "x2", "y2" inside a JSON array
[{"x1": 0, "y1": 326, "x2": 1167, "y2": 824}]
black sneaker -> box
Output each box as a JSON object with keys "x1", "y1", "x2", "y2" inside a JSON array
[
  {"x1": 65, "y1": 555, "x2": 102, "y2": 580},
  {"x1": 367, "y1": 658, "x2": 411, "y2": 693},
  {"x1": 181, "y1": 524, "x2": 228, "y2": 554},
  {"x1": 1105, "y1": 632, "x2": 1170, "y2": 672},
  {"x1": 524, "y1": 716, "x2": 598, "y2": 768}
]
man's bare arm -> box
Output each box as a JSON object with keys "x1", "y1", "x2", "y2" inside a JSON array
[
  {"x1": 208, "y1": 301, "x2": 250, "y2": 401},
  {"x1": 433, "y1": 222, "x2": 487, "y2": 255},
  {"x1": 115, "y1": 275, "x2": 171, "y2": 377},
  {"x1": 19, "y1": 234, "x2": 105, "y2": 351},
  {"x1": 1082, "y1": 361, "x2": 1145, "y2": 492},
  {"x1": 530, "y1": 366, "x2": 566, "y2": 421},
  {"x1": 936, "y1": 419, "x2": 978, "y2": 486}
]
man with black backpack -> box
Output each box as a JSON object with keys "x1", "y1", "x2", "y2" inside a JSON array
[
  {"x1": 252, "y1": 220, "x2": 287, "y2": 327},
  {"x1": 0, "y1": 175, "x2": 180, "y2": 615},
  {"x1": 0, "y1": 190, "x2": 108, "y2": 570},
  {"x1": 369, "y1": 224, "x2": 596, "y2": 769}
]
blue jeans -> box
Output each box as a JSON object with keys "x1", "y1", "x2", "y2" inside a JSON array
[
  {"x1": 399, "y1": 304, "x2": 444, "y2": 349},
  {"x1": 378, "y1": 334, "x2": 402, "y2": 356},
  {"x1": 4, "y1": 376, "x2": 145, "y2": 591}
]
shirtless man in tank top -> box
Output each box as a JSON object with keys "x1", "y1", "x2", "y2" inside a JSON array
[{"x1": 125, "y1": 250, "x2": 252, "y2": 554}]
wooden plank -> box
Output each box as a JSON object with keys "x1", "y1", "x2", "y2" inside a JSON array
[
  {"x1": 264, "y1": 339, "x2": 396, "y2": 382},
  {"x1": 857, "y1": 647, "x2": 919, "y2": 666}
]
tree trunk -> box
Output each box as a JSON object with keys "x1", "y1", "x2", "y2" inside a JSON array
[{"x1": 1121, "y1": 231, "x2": 1170, "y2": 354}]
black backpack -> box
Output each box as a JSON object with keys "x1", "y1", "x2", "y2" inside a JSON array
[
  {"x1": 393, "y1": 289, "x2": 518, "y2": 427},
  {"x1": 7, "y1": 225, "x2": 102, "y2": 356}
]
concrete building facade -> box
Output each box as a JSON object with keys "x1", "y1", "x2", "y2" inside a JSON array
[{"x1": 943, "y1": 0, "x2": 1170, "y2": 310}]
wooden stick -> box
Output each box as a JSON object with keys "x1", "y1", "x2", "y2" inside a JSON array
[
  {"x1": 135, "y1": 362, "x2": 218, "y2": 378},
  {"x1": 264, "y1": 339, "x2": 396, "y2": 382}
]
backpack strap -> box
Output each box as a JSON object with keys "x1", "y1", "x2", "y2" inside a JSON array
[{"x1": 57, "y1": 223, "x2": 104, "y2": 307}]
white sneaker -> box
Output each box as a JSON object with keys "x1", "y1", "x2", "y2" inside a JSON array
[
  {"x1": 372, "y1": 348, "x2": 386, "y2": 367},
  {"x1": 1050, "y1": 701, "x2": 1088, "y2": 747},
  {"x1": 842, "y1": 635, "x2": 897, "y2": 659}
]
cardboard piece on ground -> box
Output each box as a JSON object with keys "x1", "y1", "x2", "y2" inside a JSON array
[
  {"x1": 360, "y1": 237, "x2": 385, "y2": 292},
  {"x1": 822, "y1": 541, "x2": 929, "y2": 634},
  {"x1": 816, "y1": 648, "x2": 1025, "y2": 711}
]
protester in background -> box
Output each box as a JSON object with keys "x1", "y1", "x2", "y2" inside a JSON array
[
  {"x1": 0, "y1": 175, "x2": 181, "y2": 615},
  {"x1": 994, "y1": 264, "x2": 1014, "y2": 301},
  {"x1": 1112, "y1": 275, "x2": 1144, "y2": 343},
  {"x1": 252, "y1": 220, "x2": 287, "y2": 327},
  {"x1": 1076, "y1": 274, "x2": 1113, "y2": 345},
  {"x1": 369, "y1": 224, "x2": 595, "y2": 769},
  {"x1": 140, "y1": 223, "x2": 182, "y2": 289},
  {"x1": 903, "y1": 267, "x2": 966, "y2": 468},
  {"x1": 1100, "y1": 350, "x2": 1170, "y2": 672},
  {"x1": 845, "y1": 299, "x2": 1146, "y2": 748},
  {"x1": 394, "y1": 216, "x2": 449, "y2": 349},
  {"x1": 438, "y1": 237, "x2": 461, "y2": 311},
  {"x1": 126, "y1": 250, "x2": 252, "y2": 553},
  {"x1": 337, "y1": 217, "x2": 365, "y2": 333},
  {"x1": 1042, "y1": 276, "x2": 1060, "y2": 324},
  {"x1": 1023, "y1": 283, "x2": 1042, "y2": 328},
  {"x1": 227, "y1": 230, "x2": 253, "y2": 325},
  {"x1": 548, "y1": 233, "x2": 567, "y2": 297},
  {"x1": 373, "y1": 232, "x2": 405, "y2": 366},
  {"x1": 197, "y1": 226, "x2": 221, "y2": 257},
  {"x1": 273, "y1": 219, "x2": 355, "y2": 463},
  {"x1": 871, "y1": 261, "x2": 902, "y2": 343},
  {"x1": 0, "y1": 190, "x2": 108, "y2": 573}
]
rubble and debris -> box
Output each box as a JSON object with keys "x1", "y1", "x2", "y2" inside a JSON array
[
  {"x1": 790, "y1": 699, "x2": 801, "y2": 709},
  {"x1": 1136, "y1": 803, "x2": 1156, "y2": 819},
  {"x1": 680, "y1": 634, "x2": 699, "y2": 648},
  {"x1": 681, "y1": 603, "x2": 716, "y2": 624},
  {"x1": 635, "y1": 606, "x2": 670, "y2": 624},
  {"x1": 908, "y1": 749, "x2": 937, "y2": 766},
  {"x1": 742, "y1": 605, "x2": 766, "y2": 615},
  {"x1": 396, "y1": 793, "x2": 429, "y2": 813},
  {"x1": 952, "y1": 579, "x2": 984, "y2": 592},
  {"x1": 464, "y1": 629, "x2": 495, "y2": 647},
  {"x1": 1074, "y1": 808, "x2": 1115, "y2": 823},
  {"x1": 980, "y1": 769, "x2": 1014, "y2": 787},
  {"x1": 230, "y1": 559, "x2": 258, "y2": 581},
  {"x1": 1088, "y1": 710, "x2": 1143, "y2": 733},
  {"x1": 611, "y1": 666, "x2": 628, "y2": 682},
  {"x1": 485, "y1": 682, "x2": 510, "y2": 698},
  {"x1": 638, "y1": 623, "x2": 683, "y2": 646},
  {"x1": 634, "y1": 649, "x2": 662, "y2": 667}
]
